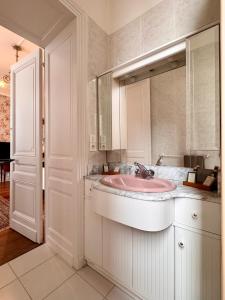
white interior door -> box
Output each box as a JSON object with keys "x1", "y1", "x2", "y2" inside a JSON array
[
  {"x1": 122, "y1": 79, "x2": 151, "y2": 164},
  {"x1": 45, "y1": 20, "x2": 77, "y2": 266},
  {"x1": 10, "y1": 49, "x2": 43, "y2": 243}
]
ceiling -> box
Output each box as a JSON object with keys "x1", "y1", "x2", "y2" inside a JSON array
[
  {"x1": 0, "y1": 0, "x2": 74, "y2": 47},
  {"x1": 0, "y1": 25, "x2": 38, "y2": 96},
  {"x1": 0, "y1": 0, "x2": 74, "y2": 96}
]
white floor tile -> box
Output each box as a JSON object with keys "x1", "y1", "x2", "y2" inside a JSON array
[
  {"x1": 10, "y1": 244, "x2": 55, "y2": 277},
  {"x1": 77, "y1": 266, "x2": 114, "y2": 296},
  {"x1": 0, "y1": 280, "x2": 30, "y2": 300},
  {"x1": 20, "y1": 255, "x2": 75, "y2": 300},
  {"x1": 107, "y1": 287, "x2": 135, "y2": 300},
  {"x1": 45, "y1": 274, "x2": 103, "y2": 300},
  {"x1": 0, "y1": 264, "x2": 16, "y2": 289}
]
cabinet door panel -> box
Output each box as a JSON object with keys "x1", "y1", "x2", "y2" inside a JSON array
[
  {"x1": 175, "y1": 227, "x2": 220, "y2": 300},
  {"x1": 102, "y1": 219, "x2": 132, "y2": 287},
  {"x1": 133, "y1": 226, "x2": 174, "y2": 300},
  {"x1": 187, "y1": 26, "x2": 220, "y2": 153},
  {"x1": 85, "y1": 195, "x2": 102, "y2": 266}
]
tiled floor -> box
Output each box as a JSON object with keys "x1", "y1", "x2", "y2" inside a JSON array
[{"x1": 0, "y1": 244, "x2": 138, "y2": 300}]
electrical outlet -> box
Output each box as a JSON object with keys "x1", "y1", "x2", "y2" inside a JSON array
[{"x1": 90, "y1": 134, "x2": 97, "y2": 151}]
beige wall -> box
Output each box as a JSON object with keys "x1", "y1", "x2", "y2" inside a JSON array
[
  {"x1": 72, "y1": 0, "x2": 162, "y2": 34},
  {"x1": 108, "y1": 0, "x2": 163, "y2": 34},
  {"x1": 72, "y1": 0, "x2": 110, "y2": 33}
]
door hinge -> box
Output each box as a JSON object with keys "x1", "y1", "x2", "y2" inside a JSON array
[{"x1": 42, "y1": 62, "x2": 45, "y2": 68}]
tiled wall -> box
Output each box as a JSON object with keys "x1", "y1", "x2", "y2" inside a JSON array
[
  {"x1": 0, "y1": 95, "x2": 10, "y2": 142},
  {"x1": 108, "y1": 0, "x2": 220, "y2": 68}
]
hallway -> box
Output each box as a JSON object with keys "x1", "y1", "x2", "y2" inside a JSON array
[{"x1": 0, "y1": 182, "x2": 39, "y2": 266}]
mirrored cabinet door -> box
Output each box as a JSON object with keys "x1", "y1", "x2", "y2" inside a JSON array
[
  {"x1": 98, "y1": 73, "x2": 112, "y2": 151},
  {"x1": 98, "y1": 73, "x2": 125, "y2": 151},
  {"x1": 187, "y1": 26, "x2": 220, "y2": 153}
]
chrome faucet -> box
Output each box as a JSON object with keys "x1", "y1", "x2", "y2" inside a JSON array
[
  {"x1": 156, "y1": 155, "x2": 163, "y2": 166},
  {"x1": 134, "y1": 162, "x2": 155, "y2": 179}
]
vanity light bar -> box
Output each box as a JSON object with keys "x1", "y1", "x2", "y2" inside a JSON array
[{"x1": 112, "y1": 42, "x2": 186, "y2": 79}]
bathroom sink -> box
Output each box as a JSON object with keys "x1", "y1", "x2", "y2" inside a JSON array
[{"x1": 100, "y1": 174, "x2": 176, "y2": 193}]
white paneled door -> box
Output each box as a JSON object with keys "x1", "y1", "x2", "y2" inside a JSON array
[
  {"x1": 10, "y1": 49, "x2": 43, "y2": 243},
  {"x1": 45, "y1": 20, "x2": 77, "y2": 265},
  {"x1": 122, "y1": 79, "x2": 151, "y2": 164}
]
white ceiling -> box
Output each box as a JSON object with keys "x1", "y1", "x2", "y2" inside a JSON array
[
  {"x1": 72, "y1": 0, "x2": 163, "y2": 34},
  {"x1": 0, "y1": 25, "x2": 38, "y2": 96},
  {"x1": 0, "y1": 0, "x2": 74, "y2": 96}
]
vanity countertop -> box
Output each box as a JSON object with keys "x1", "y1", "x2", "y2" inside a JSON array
[{"x1": 85, "y1": 175, "x2": 220, "y2": 204}]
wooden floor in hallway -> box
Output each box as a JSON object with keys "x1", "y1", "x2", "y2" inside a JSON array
[
  {"x1": 0, "y1": 181, "x2": 40, "y2": 266},
  {"x1": 0, "y1": 181, "x2": 9, "y2": 200}
]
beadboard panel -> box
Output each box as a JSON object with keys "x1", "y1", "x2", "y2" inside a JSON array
[
  {"x1": 175, "y1": 227, "x2": 221, "y2": 300},
  {"x1": 85, "y1": 194, "x2": 103, "y2": 266},
  {"x1": 133, "y1": 226, "x2": 174, "y2": 300},
  {"x1": 102, "y1": 219, "x2": 133, "y2": 288}
]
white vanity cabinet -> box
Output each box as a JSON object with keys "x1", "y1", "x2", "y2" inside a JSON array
[
  {"x1": 174, "y1": 198, "x2": 221, "y2": 300},
  {"x1": 85, "y1": 179, "x2": 174, "y2": 299},
  {"x1": 85, "y1": 180, "x2": 221, "y2": 300},
  {"x1": 102, "y1": 219, "x2": 133, "y2": 288},
  {"x1": 132, "y1": 227, "x2": 174, "y2": 300},
  {"x1": 84, "y1": 180, "x2": 102, "y2": 266},
  {"x1": 175, "y1": 227, "x2": 220, "y2": 300}
]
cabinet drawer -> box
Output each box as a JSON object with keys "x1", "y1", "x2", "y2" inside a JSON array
[{"x1": 175, "y1": 198, "x2": 220, "y2": 235}]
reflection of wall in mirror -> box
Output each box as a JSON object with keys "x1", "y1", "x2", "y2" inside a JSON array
[{"x1": 110, "y1": 66, "x2": 187, "y2": 167}]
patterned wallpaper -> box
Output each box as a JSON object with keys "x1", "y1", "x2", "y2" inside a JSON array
[{"x1": 0, "y1": 95, "x2": 10, "y2": 142}]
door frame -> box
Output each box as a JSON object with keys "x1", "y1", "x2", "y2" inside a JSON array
[{"x1": 55, "y1": 0, "x2": 88, "y2": 269}]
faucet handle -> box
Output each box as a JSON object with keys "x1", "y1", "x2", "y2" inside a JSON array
[
  {"x1": 135, "y1": 168, "x2": 140, "y2": 176},
  {"x1": 148, "y1": 169, "x2": 155, "y2": 177}
]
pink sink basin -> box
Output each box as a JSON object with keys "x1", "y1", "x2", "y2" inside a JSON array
[{"x1": 100, "y1": 174, "x2": 176, "y2": 193}]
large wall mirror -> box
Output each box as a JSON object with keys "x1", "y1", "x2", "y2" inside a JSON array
[{"x1": 97, "y1": 25, "x2": 220, "y2": 169}]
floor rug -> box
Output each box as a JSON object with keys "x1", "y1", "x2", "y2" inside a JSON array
[{"x1": 0, "y1": 196, "x2": 9, "y2": 231}]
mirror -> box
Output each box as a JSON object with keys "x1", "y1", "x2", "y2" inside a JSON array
[
  {"x1": 98, "y1": 73, "x2": 112, "y2": 151},
  {"x1": 187, "y1": 26, "x2": 220, "y2": 168},
  {"x1": 97, "y1": 25, "x2": 220, "y2": 169}
]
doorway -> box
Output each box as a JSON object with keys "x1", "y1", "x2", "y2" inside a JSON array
[
  {"x1": 0, "y1": 25, "x2": 41, "y2": 263},
  {"x1": 0, "y1": 0, "x2": 86, "y2": 270}
]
